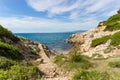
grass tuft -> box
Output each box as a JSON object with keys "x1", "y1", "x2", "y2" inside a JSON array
[
  {"x1": 108, "y1": 61, "x2": 120, "y2": 68},
  {"x1": 53, "y1": 50, "x2": 92, "y2": 71},
  {"x1": 72, "y1": 70, "x2": 113, "y2": 80}
]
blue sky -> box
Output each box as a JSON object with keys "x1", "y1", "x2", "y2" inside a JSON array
[{"x1": 0, "y1": 0, "x2": 120, "y2": 33}]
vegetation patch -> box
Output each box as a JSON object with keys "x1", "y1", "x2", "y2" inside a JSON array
[
  {"x1": 0, "y1": 41, "x2": 23, "y2": 60},
  {"x1": 91, "y1": 10, "x2": 120, "y2": 47},
  {"x1": 0, "y1": 63, "x2": 42, "y2": 80},
  {"x1": 108, "y1": 61, "x2": 120, "y2": 68},
  {"x1": 31, "y1": 50, "x2": 38, "y2": 55},
  {"x1": 54, "y1": 50, "x2": 92, "y2": 71},
  {"x1": 0, "y1": 25, "x2": 19, "y2": 42},
  {"x1": 0, "y1": 56, "x2": 16, "y2": 69},
  {"x1": 91, "y1": 35, "x2": 110, "y2": 47},
  {"x1": 67, "y1": 51, "x2": 91, "y2": 70},
  {"x1": 72, "y1": 70, "x2": 113, "y2": 80},
  {"x1": 0, "y1": 25, "x2": 44, "y2": 79},
  {"x1": 53, "y1": 54, "x2": 67, "y2": 67},
  {"x1": 110, "y1": 31, "x2": 120, "y2": 46},
  {"x1": 103, "y1": 10, "x2": 120, "y2": 31},
  {"x1": 92, "y1": 31, "x2": 120, "y2": 47}
]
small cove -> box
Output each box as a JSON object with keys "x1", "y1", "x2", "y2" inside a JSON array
[{"x1": 15, "y1": 31, "x2": 85, "y2": 54}]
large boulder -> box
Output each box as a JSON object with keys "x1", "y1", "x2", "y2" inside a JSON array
[
  {"x1": 97, "y1": 22, "x2": 106, "y2": 31},
  {"x1": 68, "y1": 33, "x2": 85, "y2": 44}
]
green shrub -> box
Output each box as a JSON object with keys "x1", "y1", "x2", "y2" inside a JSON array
[
  {"x1": 54, "y1": 50, "x2": 91, "y2": 70},
  {"x1": 0, "y1": 64, "x2": 42, "y2": 80},
  {"x1": 31, "y1": 50, "x2": 38, "y2": 55},
  {"x1": 0, "y1": 25, "x2": 19, "y2": 42},
  {"x1": 53, "y1": 54, "x2": 66, "y2": 63},
  {"x1": 0, "y1": 56, "x2": 16, "y2": 69},
  {"x1": 117, "y1": 9, "x2": 120, "y2": 14},
  {"x1": 53, "y1": 54, "x2": 67, "y2": 67},
  {"x1": 72, "y1": 70, "x2": 112, "y2": 80},
  {"x1": 108, "y1": 61, "x2": 120, "y2": 68},
  {"x1": 92, "y1": 31, "x2": 120, "y2": 47},
  {"x1": 0, "y1": 70, "x2": 9, "y2": 80},
  {"x1": 68, "y1": 51, "x2": 91, "y2": 70},
  {"x1": 110, "y1": 31, "x2": 120, "y2": 46},
  {"x1": 9, "y1": 65, "x2": 41, "y2": 79},
  {"x1": 91, "y1": 35, "x2": 110, "y2": 47},
  {"x1": 103, "y1": 13, "x2": 120, "y2": 31},
  {"x1": 0, "y1": 41, "x2": 23, "y2": 60}
]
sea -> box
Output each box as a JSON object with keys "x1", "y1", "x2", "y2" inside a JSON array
[{"x1": 15, "y1": 31, "x2": 85, "y2": 54}]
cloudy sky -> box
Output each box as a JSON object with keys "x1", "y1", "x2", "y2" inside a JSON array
[{"x1": 0, "y1": 0, "x2": 120, "y2": 33}]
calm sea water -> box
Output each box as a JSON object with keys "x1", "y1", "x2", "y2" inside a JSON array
[{"x1": 15, "y1": 32, "x2": 75, "y2": 53}]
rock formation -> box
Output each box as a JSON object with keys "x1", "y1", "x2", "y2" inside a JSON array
[{"x1": 68, "y1": 22, "x2": 120, "y2": 58}]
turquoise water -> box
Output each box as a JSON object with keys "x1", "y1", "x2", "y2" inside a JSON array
[{"x1": 15, "y1": 32, "x2": 75, "y2": 53}]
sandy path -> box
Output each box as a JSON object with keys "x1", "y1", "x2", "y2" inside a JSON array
[{"x1": 37, "y1": 44, "x2": 71, "y2": 80}]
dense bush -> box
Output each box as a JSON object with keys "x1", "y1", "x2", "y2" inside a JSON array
[
  {"x1": 9, "y1": 65, "x2": 41, "y2": 79},
  {"x1": 72, "y1": 70, "x2": 113, "y2": 80},
  {"x1": 0, "y1": 56, "x2": 16, "y2": 69},
  {"x1": 91, "y1": 35, "x2": 110, "y2": 47},
  {"x1": 103, "y1": 13, "x2": 120, "y2": 31},
  {"x1": 108, "y1": 61, "x2": 120, "y2": 68},
  {"x1": 0, "y1": 41, "x2": 23, "y2": 60},
  {"x1": 0, "y1": 25, "x2": 19, "y2": 42},
  {"x1": 0, "y1": 64, "x2": 42, "y2": 80}
]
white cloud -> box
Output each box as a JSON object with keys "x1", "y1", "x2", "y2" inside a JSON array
[
  {"x1": 0, "y1": 0, "x2": 120, "y2": 33},
  {"x1": 26, "y1": 0, "x2": 81, "y2": 15},
  {"x1": 26, "y1": 0, "x2": 120, "y2": 19},
  {"x1": 0, "y1": 16, "x2": 98, "y2": 33},
  {"x1": 86, "y1": 0, "x2": 114, "y2": 13}
]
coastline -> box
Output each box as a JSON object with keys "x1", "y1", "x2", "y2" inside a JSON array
[{"x1": 15, "y1": 32, "x2": 75, "y2": 54}]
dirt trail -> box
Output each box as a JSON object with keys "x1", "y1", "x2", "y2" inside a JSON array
[{"x1": 37, "y1": 44, "x2": 71, "y2": 80}]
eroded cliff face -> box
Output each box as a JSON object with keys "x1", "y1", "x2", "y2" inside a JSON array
[{"x1": 68, "y1": 22, "x2": 120, "y2": 59}]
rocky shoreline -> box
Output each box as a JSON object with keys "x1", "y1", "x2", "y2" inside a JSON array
[{"x1": 68, "y1": 22, "x2": 120, "y2": 59}]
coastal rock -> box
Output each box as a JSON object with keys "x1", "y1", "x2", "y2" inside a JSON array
[
  {"x1": 68, "y1": 24, "x2": 120, "y2": 58},
  {"x1": 97, "y1": 22, "x2": 106, "y2": 31},
  {"x1": 68, "y1": 33, "x2": 85, "y2": 44}
]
